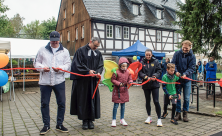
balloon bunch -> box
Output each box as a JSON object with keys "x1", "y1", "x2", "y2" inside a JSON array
[
  {"x1": 133, "y1": 56, "x2": 140, "y2": 61},
  {"x1": 0, "y1": 53, "x2": 9, "y2": 86}
]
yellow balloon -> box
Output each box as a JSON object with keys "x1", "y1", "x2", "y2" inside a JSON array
[
  {"x1": 0, "y1": 53, "x2": 9, "y2": 68},
  {"x1": 133, "y1": 56, "x2": 137, "y2": 60}
]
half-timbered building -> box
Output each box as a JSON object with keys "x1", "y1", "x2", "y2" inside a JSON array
[{"x1": 56, "y1": 0, "x2": 182, "y2": 57}]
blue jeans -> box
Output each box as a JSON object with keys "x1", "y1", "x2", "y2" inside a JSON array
[
  {"x1": 112, "y1": 103, "x2": 125, "y2": 120},
  {"x1": 40, "y1": 82, "x2": 66, "y2": 127},
  {"x1": 176, "y1": 81, "x2": 191, "y2": 112}
]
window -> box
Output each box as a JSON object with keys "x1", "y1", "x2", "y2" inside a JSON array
[
  {"x1": 64, "y1": 9, "x2": 66, "y2": 19},
  {"x1": 133, "y1": 4, "x2": 139, "y2": 15},
  {"x1": 82, "y1": 26, "x2": 84, "y2": 39},
  {"x1": 106, "y1": 25, "x2": 113, "y2": 38},
  {"x1": 76, "y1": 28, "x2": 78, "y2": 40},
  {"x1": 67, "y1": 31, "x2": 70, "y2": 42},
  {"x1": 60, "y1": 34, "x2": 62, "y2": 43},
  {"x1": 156, "y1": 10, "x2": 162, "y2": 19},
  {"x1": 123, "y1": 27, "x2": 129, "y2": 39},
  {"x1": 115, "y1": 26, "x2": 122, "y2": 39},
  {"x1": 157, "y1": 31, "x2": 161, "y2": 42},
  {"x1": 72, "y1": 3, "x2": 75, "y2": 14},
  {"x1": 174, "y1": 33, "x2": 178, "y2": 43}
]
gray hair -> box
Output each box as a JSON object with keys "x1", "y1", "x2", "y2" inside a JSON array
[{"x1": 91, "y1": 37, "x2": 101, "y2": 43}]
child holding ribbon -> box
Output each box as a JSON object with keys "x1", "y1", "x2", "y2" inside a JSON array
[
  {"x1": 111, "y1": 57, "x2": 133, "y2": 127},
  {"x1": 161, "y1": 63, "x2": 181, "y2": 125}
]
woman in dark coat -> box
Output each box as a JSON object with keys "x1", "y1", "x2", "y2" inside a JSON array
[{"x1": 139, "y1": 49, "x2": 162, "y2": 127}]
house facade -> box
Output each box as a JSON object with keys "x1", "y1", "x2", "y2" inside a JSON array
[{"x1": 56, "y1": 0, "x2": 182, "y2": 57}]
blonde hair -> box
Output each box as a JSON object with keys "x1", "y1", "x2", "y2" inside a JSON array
[
  {"x1": 182, "y1": 40, "x2": 192, "y2": 47},
  {"x1": 167, "y1": 63, "x2": 175, "y2": 70}
]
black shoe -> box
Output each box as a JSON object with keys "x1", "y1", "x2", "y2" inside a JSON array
[
  {"x1": 40, "y1": 126, "x2": 50, "y2": 135},
  {"x1": 56, "y1": 125, "x2": 68, "y2": 133},
  {"x1": 171, "y1": 119, "x2": 178, "y2": 125},
  {"x1": 82, "y1": 120, "x2": 88, "y2": 130},
  {"x1": 88, "y1": 120, "x2": 94, "y2": 129},
  {"x1": 161, "y1": 112, "x2": 168, "y2": 119}
]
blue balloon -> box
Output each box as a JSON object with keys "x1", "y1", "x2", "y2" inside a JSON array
[
  {"x1": 0, "y1": 70, "x2": 8, "y2": 86},
  {"x1": 137, "y1": 56, "x2": 140, "y2": 60}
]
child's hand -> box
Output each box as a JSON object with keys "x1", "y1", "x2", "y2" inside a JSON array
[
  {"x1": 178, "y1": 94, "x2": 181, "y2": 100},
  {"x1": 169, "y1": 95, "x2": 173, "y2": 100},
  {"x1": 144, "y1": 76, "x2": 148, "y2": 79},
  {"x1": 120, "y1": 83, "x2": 123, "y2": 87}
]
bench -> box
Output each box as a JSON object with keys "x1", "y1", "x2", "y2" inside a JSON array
[{"x1": 9, "y1": 73, "x2": 39, "y2": 83}]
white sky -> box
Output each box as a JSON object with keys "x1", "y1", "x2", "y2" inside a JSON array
[
  {"x1": 3, "y1": 0, "x2": 186, "y2": 25},
  {"x1": 3, "y1": 0, "x2": 61, "y2": 25}
]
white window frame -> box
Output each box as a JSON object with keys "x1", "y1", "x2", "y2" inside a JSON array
[
  {"x1": 157, "y1": 31, "x2": 161, "y2": 42},
  {"x1": 64, "y1": 9, "x2": 66, "y2": 19},
  {"x1": 123, "y1": 27, "x2": 129, "y2": 39},
  {"x1": 82, "y1": 26, "x2": 84, "y2": 39},
  {"x1": 115, "y1": 26, "x2": 122, "y2": 39},
  {"x1": 133, "y1": 4, "x2": 138, "y2": 15},
  {"x1": 76, "y1": 28, "x2": 78, "y2": 40},
  {"x1": 60, "y1": 34, "x2": 62, "y2": 43},
  {"x1": 106, "y1": 25, "x2": 113, "y2": 38},
  {"x1": 156, "y1": 9, "x2": 162, "y2": 19},
  {"x1": 72, "y1": 3, "x2": 75, "y2": 14},
  {"x1": 67, "y1": 31, "x2": 70, "y2": 42},
  {"x1": 174, "y1": 32, "x2": 178, "y2": 43}
]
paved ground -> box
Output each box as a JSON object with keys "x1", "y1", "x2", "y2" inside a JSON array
[{"x1": 0, "y1": 80, "x2": 222, "y2": 136}]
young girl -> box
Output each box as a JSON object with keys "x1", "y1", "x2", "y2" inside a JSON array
[
  {"x1": 139, "y1": 49, "x2": 162, "y2": 127},
  {"x1": 111, "y1": 57, "x2": 133, "y2": 127}
]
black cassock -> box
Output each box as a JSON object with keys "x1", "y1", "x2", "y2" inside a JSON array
[{"x1": 70, "y1": 44, "x2": 104, "y2": 121}]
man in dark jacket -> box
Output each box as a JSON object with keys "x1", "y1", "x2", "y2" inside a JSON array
[
  {"x1": 70, "y1": 37, "x2": 104, "y2": 130},
  {"x1": 171, "y1": 40, "x2": 196, "y2": 122}
]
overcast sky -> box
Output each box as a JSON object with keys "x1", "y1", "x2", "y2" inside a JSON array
[{"x1": 3, "y1": 0, "x2": 186, "y2": 25}]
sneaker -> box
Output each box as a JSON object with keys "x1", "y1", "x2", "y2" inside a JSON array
[
  {"x1": 120, "y1": 119, "x2": 128, "y2": 126},
  {"x1": 145, "y1": 117, "x2": 152, "y2": 124},
  {"x1": 111, "y1": 120, "x2": 116, "y2": 127},
  {"x1": 161, "y1": 112, "x2": 168, "y2": 119},
  {"x1": 157, "y1": 119, "x2": 163, "y2": 127},
  {"x1": 40, "y1": 126, "x2": 50, "y2": 135},
  {"x1": 170, "y1": 119, "x2": 178, "y2": 125},
  {"x1": 56, "y1": 125, "x2": 68, "y2": 133}
]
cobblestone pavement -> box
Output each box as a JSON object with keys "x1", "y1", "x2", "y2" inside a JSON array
[{"x1": 0, "y1": 80, "x2": 222, "y2": 136}]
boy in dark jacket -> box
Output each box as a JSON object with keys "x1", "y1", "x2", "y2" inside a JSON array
[
  {"x1": 171, "y1": 40, "x2": 196, "y2": 122},
  {"x1": 161, "y1": 63, "x2": 181, "y2": 125}
]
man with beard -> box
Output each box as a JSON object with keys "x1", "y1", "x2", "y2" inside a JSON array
[{"x1": 70, "y1": 37, "x2": 104, "y2": 130}]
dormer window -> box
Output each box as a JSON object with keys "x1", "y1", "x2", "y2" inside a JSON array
[
  {"x1": 133, "y1": 4, "x2": 139, "y2": 15},
  {"x1": 157, "y1": 9, "x2": 162, "y2": 19}
]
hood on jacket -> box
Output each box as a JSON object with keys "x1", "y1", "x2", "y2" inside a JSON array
[
  {"x1": 198, "y1": 61, "x2": 202, "y2": 66},
  {"x1": 179, "y1": 48, "x2": 194, "y2": 56},
  {"x1": 118, "y1": 57, "x2": 129, "y2": 68}
]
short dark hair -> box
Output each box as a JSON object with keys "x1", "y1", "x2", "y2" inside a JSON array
[
  {"x1": 145, "y1": 49, "x2": 152, "y2": 54},
  {"x1": 210, "y1": 56, "x2": 215, "y2": 60},
  {"x1": 91, "y1": 37, "x2": 100, "y2": 43}
]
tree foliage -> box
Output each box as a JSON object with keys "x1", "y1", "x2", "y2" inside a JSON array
[
  {"x1": 40, "y1": 17, "x2": 56, "y2": 40},
  {"x1": 10, "y1": 13, "x2": 25, "y2": 37},
  {"x1": 0, "y1": 0, "x2": 14, "y2": 37},
  {"x1": 23, "y1": 20, "x2": 42, "y2": 39},
  {"x1": 175, "y1": 0, "x2": 222, "y2": 60}
]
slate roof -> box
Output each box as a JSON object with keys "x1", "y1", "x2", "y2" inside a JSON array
[{"x1": 82, "y1": 0, "x2": 182, "y2": 30}]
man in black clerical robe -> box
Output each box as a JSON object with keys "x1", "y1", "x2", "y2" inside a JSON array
[{"x1": 70, "y1": 37, "x2": 104, "y2": 130}]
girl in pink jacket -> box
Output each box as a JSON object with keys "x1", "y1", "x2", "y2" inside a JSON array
[{"x1": 111, "y1": 57, "x2": 133, "y2": 127}]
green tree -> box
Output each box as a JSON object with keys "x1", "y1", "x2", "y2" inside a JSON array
[
  {"x1": 0, "y1": 0, "x2": 15, "y2": 37},
  {"x1": 175, "y1": 0, "x2": 222, "y2": 60},
  {"x1": 23, "y1": 20, "x2": 42, "y2": 39},
  {"x1": 40, "y1": 17, "x2": 57, "y2": 40},
  {"x1": 10, "y1": 13, "x2": 25, "y2": 37}
]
